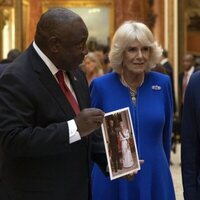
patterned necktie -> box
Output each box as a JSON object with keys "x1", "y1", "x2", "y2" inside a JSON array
[
  {"x1": 182, "y1": 71, "x2": 188, "y2": 103},
  {"x1": 56, "y1": 70, "x2": 80, "y2": 115}
]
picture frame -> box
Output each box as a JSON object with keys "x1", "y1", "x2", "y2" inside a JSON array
[{"x1": 101, "y1": 107, "x2": 140, "y2": 180}]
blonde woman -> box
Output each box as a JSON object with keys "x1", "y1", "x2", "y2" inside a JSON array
[
  {"x1": 83, "y1": 52, "x2": 103, "y2": 84},
  {"x1": 90, "y1": 21, "x2": 175, "y2": 200}
]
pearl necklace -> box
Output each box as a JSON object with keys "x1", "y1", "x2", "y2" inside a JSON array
[{"x1": 121, "y1": 74, "x2": 144, "y2": 105}]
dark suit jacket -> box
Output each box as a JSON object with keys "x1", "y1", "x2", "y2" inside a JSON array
[
  {"x1": 162, "y1": 61, "x2": 176, "y2": 112},
  {"x1": 179, "y1": 71, "x2": 187, "y2": 104},
  {"x1": 162, "y1": 61, "x2": 173, "y2": 79},
  {"x1": 181, "y1": 71, "x2": 200, "y2": 200},
  {"x1": 179, "y1": 67, "x2": 199, "y2": 100},
  {"x1": 0, "y1": 63, "x2": 9, "y2": 75},
  {"x1": 179, "y1": 69, "x2": 196, "y2": 117},
  {"x1": 0, "y1": 63, "x2": 10, "y2": 199},
  {"x1": 0, "y1": 44, "x2": 91, "y2": 200}
]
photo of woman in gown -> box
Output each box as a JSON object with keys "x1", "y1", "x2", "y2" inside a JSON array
[{"x1": 119, "y1": 121, "x2": 134, "y2": 168}]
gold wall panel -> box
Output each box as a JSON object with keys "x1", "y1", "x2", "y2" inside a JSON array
[
  {"x1": 42, "y1": 0, "x2": 114, "y2": 45},
  {"x1": 21, "y1": 0, "x2": 114, "y2": 48},
  {"x1": 0, "y1": 0, "x2": 13, "y2": 7}
]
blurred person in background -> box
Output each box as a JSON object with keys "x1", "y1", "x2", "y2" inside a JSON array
[
  {"x1": 102, "y1": 45, "x2": 112, "y2": 74},
  {"x1": 194, "y1": 56, "x2": 200, "y2": 72},
  {"x1": 160, "y1": 49, "x2": 178, "y2": 160},
  {"x1": 0, "y1": 49, "x2": 21, "y2": 64},
  {"x1": 160, "y1": 49, "x2": 176, "y2": 113},
  {"x1": 94, "y1": 44, "x2": 112, "y2": 74},
  {"x1": 82, "y1": 52, "x2": 103, "y2": 84},
  {"x1": 152, "y1": 63, "x2": 167, "y2": 74},
  {"x1": 179, "y1": 54, "x2": 195, "y2": 129},
  {"x1": 94, "y1": 44, "x2": 105, "y2": 66},
  {"x1": 0, "y1": 49, "x2": 22, "y2": 74}
]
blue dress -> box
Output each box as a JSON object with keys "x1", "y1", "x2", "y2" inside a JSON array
[{"x1": 90, "y1": 71, "x2": 176, "y2": 200}]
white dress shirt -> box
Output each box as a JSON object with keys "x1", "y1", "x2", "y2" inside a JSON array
[
  {"x1": 185, "y1": 66, "x2": 195, "y2": 85},
  {"x1": 33, "y1": 41, "x2": 81, "y2": 143}
]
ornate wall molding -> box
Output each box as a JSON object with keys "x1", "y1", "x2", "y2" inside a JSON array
[
  {"x1": 186, "y1": 0, "x2": 200, "y2": 8},
  {"x1": 187, "y1": 10, "x2": 200, "y2": 31},
  {"x1": 146, "y1": 1, "x2": 157, "y2": 30},
  {"x1": 0, "y1": 0, "x2": 13, "y2": 7},
  {"x1": 115, "y1": 0, "x2": 148, "y2": 29}
]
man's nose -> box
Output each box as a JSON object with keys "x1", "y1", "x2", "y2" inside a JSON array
[{"x1": 83, "y1": 45, "x2": 88, "y2": 56}]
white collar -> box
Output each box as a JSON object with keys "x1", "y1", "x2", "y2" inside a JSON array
[
  {"x1": 160, "y1": 58, "x2": 168, "y2": 65},
  {"x1": 186, "y1": 66, "x2": 195, "y2": 76},
  {"x1": 33, "y1": 41, "x2": 59, "y2": 76}
]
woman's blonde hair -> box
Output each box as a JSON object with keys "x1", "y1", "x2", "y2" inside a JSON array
[
  {"x1": 109, "y1": 21, "x2": 162, "y2": 73},
  {"x1": 84, "y1": 52, "x2": 102, "y2": 74}
]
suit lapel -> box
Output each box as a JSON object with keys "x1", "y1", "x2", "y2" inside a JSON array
[
  {"x1": 29, "y1": 45, "x2": 76, "y2": 117},
  {"x1": 40, "y1": 67, "x2": 76, "y2": 116}
]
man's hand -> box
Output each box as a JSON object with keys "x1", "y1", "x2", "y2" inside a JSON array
[{"x1": 75, "y1": 108, "x2": 105, "y2": 137}]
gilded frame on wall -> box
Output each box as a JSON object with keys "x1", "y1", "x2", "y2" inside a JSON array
[
  {"x1": 0, "y1": 0, "x2": 15, "y2": 59},
  {"x1": 22, "y1": 0, "x2": 30, "y2": 50},
  {"x1": 41, "y1": 0, "x2": 114, "y2": 46}
]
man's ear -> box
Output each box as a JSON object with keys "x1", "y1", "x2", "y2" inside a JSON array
[{"x1": 48, "y1": 36, "x2": 60, "y2": 53}]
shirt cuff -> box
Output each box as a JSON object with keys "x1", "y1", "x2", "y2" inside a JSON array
[{"x1": 67, "y1": 119, "x2": 81, "y2": 144}]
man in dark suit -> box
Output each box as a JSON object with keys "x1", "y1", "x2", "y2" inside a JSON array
[
  {"x1": 160, "y1": 49, "x2": 178, "y2": 161},
  {"x1": 160, "y1": 49, "x2": 176, "y2": 112},
  {"x1": 178, "y1": 54, "x2": 195, "y2": 140},
  {"x1": 181, "y1": 71, "x2": 200, "y2": 200},
  {"x1": 179, "y1": 54, "x2": 195, "y2": 107},
  {"x1": 0, "y1": 8, "x2": 104, "y2": 200},
  {"x1": 0, "y1": 49, "x2": 21, "y2": 64}
]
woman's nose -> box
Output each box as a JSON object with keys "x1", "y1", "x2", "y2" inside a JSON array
[{"x1": 136, "y1": 49, "x2": 143, "y2": 58}]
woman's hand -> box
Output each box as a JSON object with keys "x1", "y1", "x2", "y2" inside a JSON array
[{"x1": 123, "y1": 160, "x2": 144, "y2": 181}]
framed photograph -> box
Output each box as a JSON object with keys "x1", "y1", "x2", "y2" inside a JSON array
[{"x1": 101, "y1": 107, "x2": 140, "y2": 180}]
